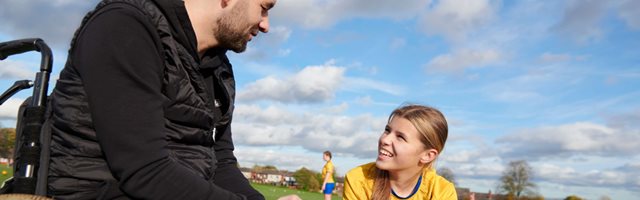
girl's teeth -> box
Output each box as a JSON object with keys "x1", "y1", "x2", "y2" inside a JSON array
[{"x1": 380, "y1": 150, "x2": 393, "y2": 157}]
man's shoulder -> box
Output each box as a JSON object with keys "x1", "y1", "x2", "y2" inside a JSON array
[
  {"x1": 88, "y1": 0, "x2": 164, "y2": 24},
  {"x1": 95, "y1": 0, "x2": 148, "y2": 13}
]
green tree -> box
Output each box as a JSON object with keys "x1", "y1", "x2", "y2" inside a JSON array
[
  {"x1": 564, "y1": 195, "x2": 583, "y2": 200},
  {"x1": 293, "y1": 167, "x2": 322, "y2": 191},
  {"x1": 308, "y1": 173, "x2": 320, "y2": 191},
  {"x1": 0, "y1": 128, "x2": 16, "y2": 159},
  {"x1": 497, "y1": 160, "x2": 536, "y2": 199},
  {"x1": 437, "y1": 167, "x2": 456, "y2": 185},
  {"x1": 252, "y1": 164, "x2": 278, "y2": 173},
  {"x1": 520, "y1": 195, "x2": 545, "y2": 200}
]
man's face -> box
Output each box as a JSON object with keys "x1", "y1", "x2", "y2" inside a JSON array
[{"x1": 216, "y1": 0, "x2": 276, "y2": 53}]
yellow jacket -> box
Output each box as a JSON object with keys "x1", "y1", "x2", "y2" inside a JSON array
[{"x1": 343, "y1": 163, "x2": 457, "y2": 200}]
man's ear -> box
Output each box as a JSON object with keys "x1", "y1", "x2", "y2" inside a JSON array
[{"x1": 419, "y1": 149, "x2": 439, "y2": 165}]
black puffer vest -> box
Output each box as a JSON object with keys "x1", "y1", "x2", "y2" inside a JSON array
[{"x1": 47, "y1": 0, "x2": 234, "y2": 198}]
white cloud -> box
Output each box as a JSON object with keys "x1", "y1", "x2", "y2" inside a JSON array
[
  {"x1": 235, "y1": 147, "x2": 321, "y2": 172},
  {"x1": 241, "y1": 26, "x2": 293, "y2": 61},
  {"x1": 448, "y1": 160, "x2": 504, "y2": 179},
  {"x1": 389, "y1": 37, "x2": 407, "y2": 50},
  {"x1": 425, "y1": 48, "x2": 502, "y2": 74},
  {"x1": 537, "y1": 163, "x2": 578, "y2": 181},
  {"x1": 235, "y1": 146, "x2": 376, "y2": 176},
  {"x1": 475, "y1": 65, "x2": 586, "y2": 104},
  {"x1": 277, "y1": 49, "x2": 291, "y2": 56},
  {"x1": 616, "y1": 0, "x2": 640, "y2": 30},
  {"x1": 232, "y1": 104, "x2": 385, "y2": 158},
  {"x1": 237, "y1": 63, "x2": 345, "y2": 103},
  {"x1": 538, "y1": 52, "x2": 573, "y2": 63},
  {"x1": 347, "y1": 62, "x2": 378, "y2": 76},
  {"x1": 443, "y1": 149, "x2": 484, "y2": 163},
  {"x1": 443, "y1": 155, "x2": 640, "y2": 198},
  {"x1": 497, "y1": 122, "x2": 640, "y2": 159},
  {"x1": 0, "y1": 98, "x2": 24, "y2": 120},
  {"x1": 271, "y1": 0, "x2": 431, "y2": 29},
  {"x1": 0, "y1": 0, "x2": 95, "y2": 50},
  {"x1": 237, "y1": 61, "x2": 405, "y2": 103},
  {"x1": 325, "y1": 102, "x2": 349, "y2": 114},
  {"x1": 605, "y1": 109, "x2": 640, "y2": 130},
  {"x1": 344, "y1": 77, "x2": 406, "y2": 96},
  {"x1": 0, "y1": 60, "x2": 34, "y2": 79},
  {"x1": 352, "y1": 96, "x2": 398, "y2": 107},
  {"x1": 492, "y1": 90, "x2": 544, "y2": 103},
  {"x1": 552, "y1": 0, "x2": 609, "y2": 44},
  {"x1": 418, "y1": 0, "x2": 498, "y2": 42},
  {"x1": 536, "y1": 162, "x2": 640, "y2": 191},
  {"x1": 261, "y1": 26, "x2": 292, "y2": 46},
  {"x1": 354, "y1": 96, "x2": 373, "y2": 106}
]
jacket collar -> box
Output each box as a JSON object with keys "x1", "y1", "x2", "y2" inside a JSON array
[
  {"x1": 151, "y1": 0, "x2": 199, "y2": 61},
  {"x1": 200, "y1": 48, "x2": 229, "y2": 70}
]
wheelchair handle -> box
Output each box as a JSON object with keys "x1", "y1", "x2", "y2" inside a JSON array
[
  {"x1": 0, "y1": 38, "x2": 53, "y2": 107},
  {"x1": 0, "y1": 38, "x2": 39, "y2": 60},
  {"x1": 0, "y1": 38, "x2": 52, "y2": 72}
]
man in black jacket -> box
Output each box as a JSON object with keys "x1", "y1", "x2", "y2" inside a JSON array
[{"x1": 46, "y1": 0, "x2": 275, "y2": 199}]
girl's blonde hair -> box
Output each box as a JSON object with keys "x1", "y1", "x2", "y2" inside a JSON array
[{"x1": 371, "y1": 104, "x2": 449, "y2": 200}]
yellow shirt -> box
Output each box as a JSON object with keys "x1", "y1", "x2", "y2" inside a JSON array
[
  {"x1": 322, "y1": 160, "x2": 335, "y2": 183},
  {"x1": 343, "y1": 163, "x2": 457, "y2": 200}
]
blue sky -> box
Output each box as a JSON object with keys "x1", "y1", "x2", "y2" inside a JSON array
[{"x1": 1, "y1": 0, "x2": 639, "y2": 199}]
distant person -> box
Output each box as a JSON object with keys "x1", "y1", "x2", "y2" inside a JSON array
[
  {"x1": 321, "y1": 151, "x2": 336, "y2": 200},
  {"x1": 43, "y1": 0, "x2": 277, "y2": 199},
  {"x1": 343, "y1": 105, "x2": 457, "y2": 200}
]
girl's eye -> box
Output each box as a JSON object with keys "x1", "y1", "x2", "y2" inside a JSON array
[{"x1": 395, "y1": 132, "x2": 407, "y2": 141}]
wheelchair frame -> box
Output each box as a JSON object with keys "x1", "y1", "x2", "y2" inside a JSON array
[{"x1": 0, "y1": 38, "x2": 53, "y2": 196}]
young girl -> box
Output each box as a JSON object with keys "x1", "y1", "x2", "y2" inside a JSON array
[
  {"x1": 343, "y1": 105, "x2": 456, "y2": 200},
  {"x1": 321, "y1": 151, "x2": 335, "y2": 200}
]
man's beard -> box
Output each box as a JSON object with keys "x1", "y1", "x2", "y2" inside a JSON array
[{"x1": 215, "y1": 3, "x2": 250, "y2": 53}]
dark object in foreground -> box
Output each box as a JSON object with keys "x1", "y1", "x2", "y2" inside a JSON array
[{"x1": 0, "y1": 38, "x2": 53, "y2": 196}]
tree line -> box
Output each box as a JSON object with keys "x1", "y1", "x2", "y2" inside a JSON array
[
  {"x1": 247, "y1": 164, "x2": 328, "y2": 192},
  {"x1": 438, "y1": 160, "x2": 612, "y2": 200},
  {"x1": 0, "y1": 128, "x2": 16, "y2": 160}
]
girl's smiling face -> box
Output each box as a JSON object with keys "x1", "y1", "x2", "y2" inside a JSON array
[{"x1": 375, "y1": 116, "x2": 433, "y2": 172}]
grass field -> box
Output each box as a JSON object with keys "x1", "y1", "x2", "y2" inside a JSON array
[
  {"x1": 0, "y1": 165, "x2": 12, "y2": 185},
  {"x1": 251, "y1": 183, "x2": 342, "y2": 200},
  {"x1": 0, "y1": 167, "x2": 342, "y2": 200}
]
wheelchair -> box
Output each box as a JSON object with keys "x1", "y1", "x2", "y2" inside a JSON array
[{"x1": 0, "y1": 38, "x2": 53, "y2": 197}]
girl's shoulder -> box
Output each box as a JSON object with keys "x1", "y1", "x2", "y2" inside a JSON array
[
  {"x1": 423, "y1": 168, "x2": 454, "y2": 185},
  {"x1": 346, "y1": 162, "x2": 377, "y2": 181},
  {"x1": 420, "y1": 169, "x2": 457, "y2": 198}
]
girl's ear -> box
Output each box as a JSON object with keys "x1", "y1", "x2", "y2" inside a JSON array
[
  {"x1": 419, "y1": 149, "x2": 439, "y2": 164},
  {"x1": 221, "y1": 0, "x2": 230, "y2": 8}
]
